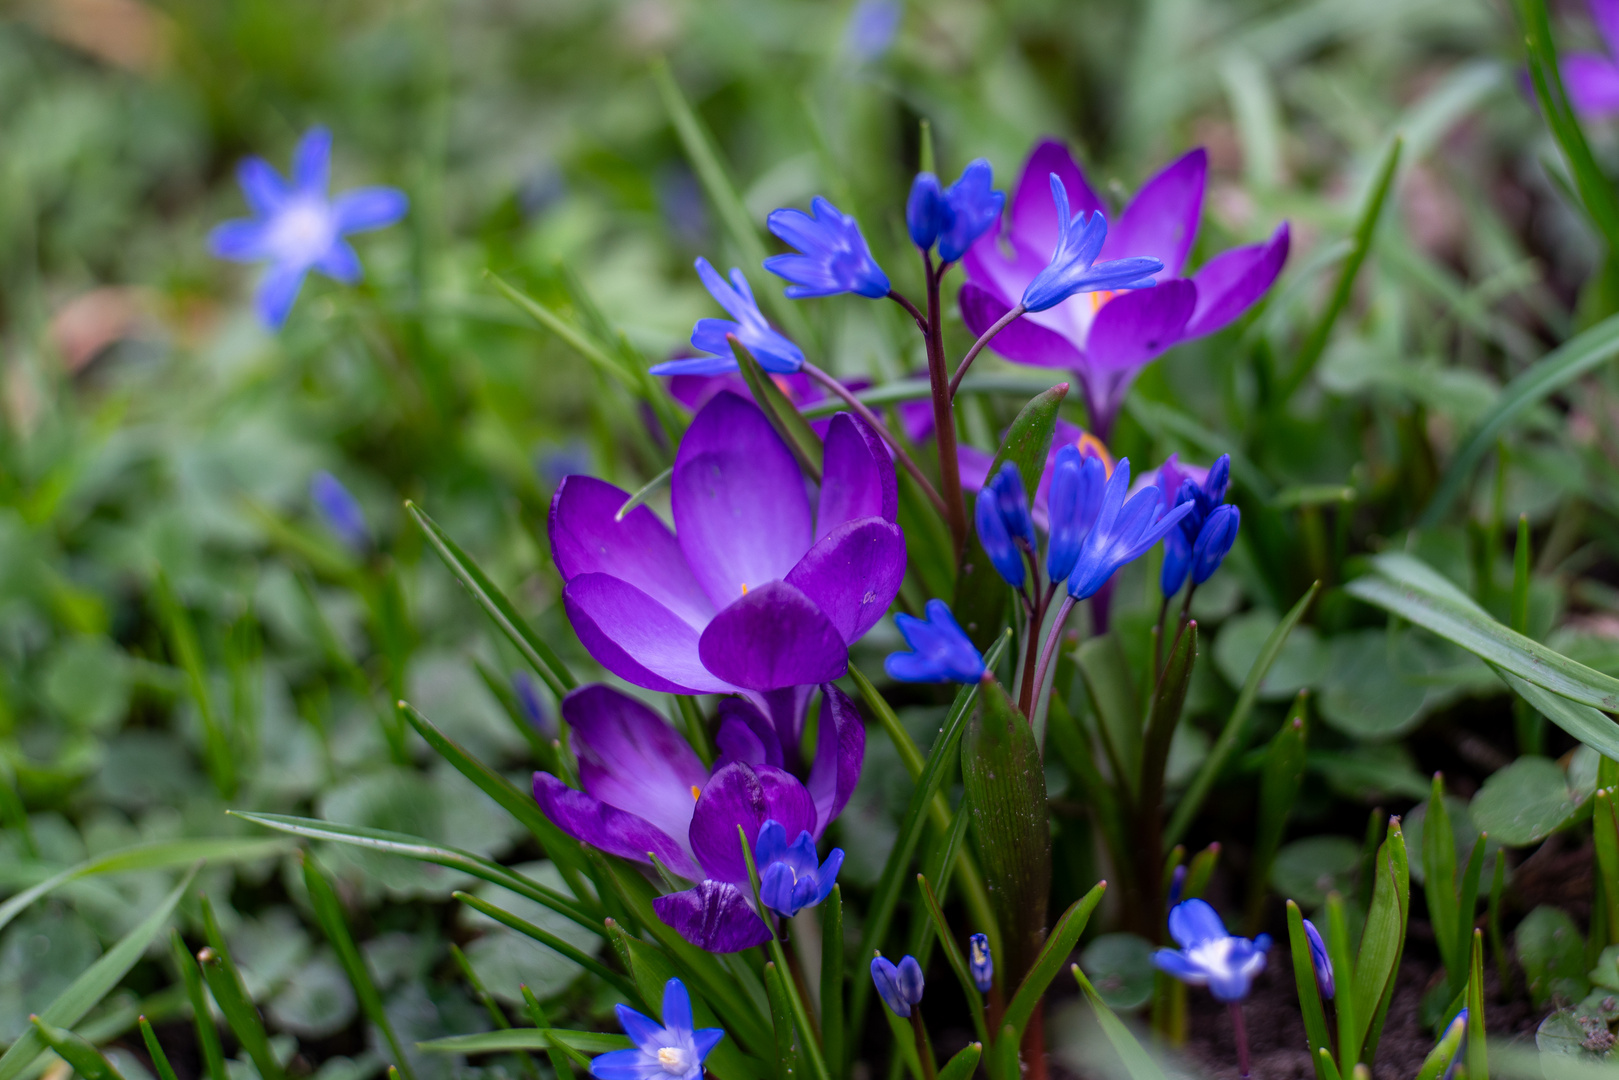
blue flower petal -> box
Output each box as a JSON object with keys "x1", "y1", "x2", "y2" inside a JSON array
[
  {"x1": 1167, "y1": 898, "x2": 1228, "y2": 949},
  {"x1": 332, "y1": 187, "x2": 409, "y2": 233},
  {"x1": 209, "y1": 219, "x2": 272, "y2": 262},
  {"x1": 316, "y1": 239, "x2": 363, "y2": 284},
  {"x1": 255, "y1": 264, "x2": 309, "y2": 328},
  {"x1": 237, "y1": 158, "x2": 289, "y2": 216},
  {"x1": 293, "y1": 127, "x2": 333, "y2": 194}
]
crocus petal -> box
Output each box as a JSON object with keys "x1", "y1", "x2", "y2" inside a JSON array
[
  {"x1": 713, "y1": 697, "x2": 784, "y2": 771},
  {"x1": 957, "y1": 444, "x2": 996, "y2": 494},
  {"x1": 563, "y1": 574, "x2": 735, "y2": 695},
  {"x1": 1595, "y1": 0, "x2": 1619, "y2": 61},
  {"x1": 689, "y1": 762, "x2": 818, "y2": 884},
  {"x1": 237, "y1": 158, "x2": 289, "y2": 216},
  {"x1": 818, "y1": 413, "x2": 899, "y2": 539},
  {"x1": 698, "y1": 580, "x2": 848, "y2": 691},
  {"x1": 806, "y1": 683, "x2": 865, "y2": 836},
  {"x1": 564, "y1": 685, "x2": 709, "y2": 850},
  {"x1": 959, "y1": 283, "x2": 1085, "y2": 369},
  {"x1": 672, "y1": 391, "x2": 815, "y2": 610},
  {"x1": 550, "y1": 475, "x2": 715, "y2": 629},
  {"x1": 209, "y1": 219, "x2": 272, "y2": 262},
  {"x1": 1183, "y1": 223, "x2": 1290, "y2": 339},
  {"x1": 586, "y1": 1047, "x2": 663, "y2": 1080},
  {"x1": 652, "y1": 881, "x2": 773, "y2": 953},
  {"x1": 292, "y1": 127, "x2": 332, "y2": 194},
  {"x1": 1008, "y1": 140, "x2": 1106, "y2": 256},
  {"x1": 315, "y1": 239, "x2": 363, "y2": 284},
  {"x1": 533, "y1": 772, "x2": 700, "y2": 879},
  {"x1": 1083, "y1": 279, "x2": 1197, "y2": 372},
  {"x1": 1099, "y1": 148, "x2": 1206, "y2": 276},
  {"x1": 1167, "y1": 898, "x2": 1229, "y2": 949},
  {"x1": 785, "y1": 519, "x2": 907, "y2": 645},
  {"x1": 332, "y1": 187, "x2": 409, "y2": 233},
  {"x1": 1564, "y1": 52, "x2": 1619, "y2": 115},
  {"x1": 255, "y1": 263, "x2": 308, "y2": 328}
]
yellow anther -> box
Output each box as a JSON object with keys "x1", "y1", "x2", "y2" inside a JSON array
[{"x1": 691, "y1": 785, "x2": 702, "y2": 801}]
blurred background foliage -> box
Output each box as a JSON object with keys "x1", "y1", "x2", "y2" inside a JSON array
[{"x1": 2, "y1": 0, "x2": 1617, "y2": 1074}]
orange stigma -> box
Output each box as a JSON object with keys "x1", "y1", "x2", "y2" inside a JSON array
[
  {"x1": 1089, "y1": 289, "x2": 1117, "y2": 312},
  {"x1": 690, "y1": 785, "x2": 702, "y2": 801},
  {"x1": 741, "y1": 583, "x2": 748, "y2": 595}
]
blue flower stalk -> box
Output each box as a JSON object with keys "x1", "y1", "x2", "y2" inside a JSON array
[{"x1": 310, "y1": 471, "x2": 370, "y2": 553}]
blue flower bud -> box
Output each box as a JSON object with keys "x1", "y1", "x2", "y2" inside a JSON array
[
  {"x1": 990, "y1": 462, "x2": 1034, "y2": 546},
  {"x1": 1167, "y1": 864, "x2": 1187, "y2": 907},
  {"x1": 1302, "y1": 919, "x2": 1334, "y2": 1000},
  {"x1": 310, "y1": 471, "x2": 370, "y2": 552},
  {"x1": 1046, "y1": 447, "x2": 1105, "y2": 584},
  {"x1": 871, "y1": 954, "x2": 925, "y2": 1017},
  {"x1": 974, "y1": 487, "x2": 1024, "y2": 589},
  {"x1": 907, "y1": 173, "x2": 945, "y2": 250},
  {"x1": 968, "y1": 934, "x2": 993, "y2": 993},
  {"x1": 1190, "y1": 504, "x2": 1240, "y2": 586},
  {"x1": 936, "y1": 160, "x2": 1003, "y2": 263}
]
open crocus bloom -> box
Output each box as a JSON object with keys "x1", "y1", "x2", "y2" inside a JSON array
[
  {"x1": 960, "y1": 140, "x2": 1289, "y2": 437},
  {"x1": 550, "y1": 390, "x2": 905, "y2": 747},
  {"x1": 1562, "y1": 0, "x2": 1619, "y2": 117},
  {"x1": 534, "y1": 683, "x2": 862, "y2": 952}
]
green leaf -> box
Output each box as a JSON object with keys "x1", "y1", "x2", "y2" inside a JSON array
[
  {"x1": 1075, "y1": 634, "x2": 1141, "y2": 800},
  {"x1": 1317, "y1": 631, "x2": 1429, "y2": 739},
  {"x1": 1326, "y1": 892, "x2": 1361, "y2": 1074},
  {"x1": 1356, "y1": 820, "x2": 1410, "y2": 1065},
  {"x1": 138, "y1": 1017, "x2": 179, "y2": 1080},
  {"x1": 1470, "y1": 757, "x2": 1585, "y2": 847},
  {"x1": 1246, "y1": 699, "x2": 1309, "y2": 933},
  {"x1": 763, "y1": 962, "x2": 800, "y2": 1080},
  {"x1": 1212, "y1": 611, "x2": 1326, "y2": 702},
  {"x1": 198, "y1": 895, "x2": 283, "y2": 1080},
  {"x1": 1079, "y1": 933, "x2": 1155, "y2": 1011},
  {"x1": 613, "y1": 466, "x2": 673, "y2": 523},
  {"x1": 1497, "y1": 670, "x2": 1619, "y2": 762},
  {"x1": 452, "y1": 892, "x2": 634, "y2": 999},
  {"x1": 29, "y1": 1016, "x2": 123, "y2": 1080},
  {"x1": 229, "y1": 812, "x2": 601, "y2": 936},
  {"x1": 1284, "y1": 136, "x2": 1402, "y2": 398},
  {"x1": 849, "y1": 632, "x2": 1009, "y2": 1037},
  {"x1": 405, "y1": 501, "x2": 577, "y2": 698},
  {"x1": 1425, "y1": 774, "x2": 1460, "y2": 982},
  {"x1": 1595, "y1": 792, "x2": 1619, "y2": 951},
  {"x1": 415, "y1": 1030, "x2": 631, "y2": 1054},
  {"x1": 0, "y1": 867, "x2": 195, "y2": 1080},
  {"x1": 152, "y1": 572, "x2": 234, "y2": 797},
  {"x1": 961, "y1": 678, "x2": 1050, "y2": 996},
  {"x1": 937, "y1": 1042, "x2": 983, "y2": 1080},
  {"x1": 1422, "y1": 314, "x2": 1619, "y2": 525},
  {"x1": 1518, "y1": 906, "x2": 1590, "y2": 1010},
  {"x1": 1467, "y1": 930, "x2": 1488, "y2": 1080},
  {"x1": 171, "y1": 931, "x2": 226, "y2": 1080},
  {"x1": 914, "y1": 876, "x2": 990, "y2": 1048},
  {"x1": 819, "y1": 886, "x2": 843, "y2": 1077},
  {"x1": 1139, "y1": 623, "x2": 1198, "y2": 892},
  {"x1": 1071, "y1": 965, "x2": 1170, "y2": 1080},
  {"x1": 1003, "y1": 882, "x2": 1106, "y2": 1044},
  {"x1": 953, "y1": 384, "x2": 1068, "y2": 650},
  {"x1": 1271, "y1": 836, "x2": 1361, "y2": 907},
  {"x1": 1286, "y1": 901, "x2": 1334, "y2": 1080},
  {"x1": 1168, "y1": 583, "x2": 1321, "y2": 846}
]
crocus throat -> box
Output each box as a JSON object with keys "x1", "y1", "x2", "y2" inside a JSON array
[{"x1": 1088, "y1": 289, "x2": 1117, "y2": 312}]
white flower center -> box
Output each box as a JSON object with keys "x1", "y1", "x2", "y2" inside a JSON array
[
  {"x1": 270, "y1": 200, "x2": 336, "y2": 264},
  {"x1": 1186, "y1": 937, "x2": 1236, "y2": 976},
  {"x1": 657, "y1": 1046, "x2": 689, "y2": 1074}
]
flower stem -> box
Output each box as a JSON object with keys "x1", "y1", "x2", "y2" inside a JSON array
[
  {"x1": 922, "y1": 251, "x2": 968, "y2": 557},
  {"x1": 801, "y1": 362, "x2": 948, "y2": 517},
  {"x1": 888, "y1": 289, "x2": 928, "y2": 332},
  {"x1": 909, "y1": 1009, "x2": 939, "y2": 1080},
  {"x1": 1229, "y1": 1002, "x2": 1251, "y2": 1078},
  {"x1": 949, "y1": 303, "x2": 1027, "y2": 398},
  {"x1": 1029, "y1": 593, "x2": 1077, "y2": 719}
]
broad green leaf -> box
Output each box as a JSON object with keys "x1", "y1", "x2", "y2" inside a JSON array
[
  {"x1": 953, "y1": 383, "x2": 1068, "y2": 650},
  {"x1": 1346, "y1": 554, "x2": 1619, "y2": 712},
  {"x1": 1470, "y1": 757, "x2": 1585, "y2": 847},
  {"x1": 28, "y1": 1016, "x2": 122, "y2": 1080},
  {"x1": 1497, "y1": 670, "x2": 1619, "y2": 762},
  {"x1": 1212, "y1": 610, "x2": 1326, "y2": 702},
  {"x1": 1518, "y1": 906, "x2": 1589, "y2": 1009},
  {"x1": 1271, "y1": 836, "x2": 1360, "y2": 907},
  {"x1": 1071, "y1": 965, "x2": 1170, "y2": 1080},
  {"x1": 1317, "y1": 631, "x2": 1429, "y2": 739},
  {"x1": 961, "y1": 678, "x2": 1050, "y2": 1000},
  {"x1": 1352, "y1": 819, "x2": 1408, "y2": 1062},
  {"x1": 415, "y1": 1030, "x2": 630, "y2": 1054},
  {"x1": 1168, "y1": 583, "x2": 1321, "y2": 846},
  {"x1": 937, "y1": 1042, "x2": 983, "y2": 1080},
  {"x1": 229, "y1": 812, "x2": 601, "y2": 935},
  {"x1": 1079, "y1": 933, "x2": 1155, "y2": 1010},
  {"x1": 405, "y1": 501, "x2": 577, "y2": 698},
  {"x1": 0, "y1": 867, "x2": 194, "y2": 1080}
]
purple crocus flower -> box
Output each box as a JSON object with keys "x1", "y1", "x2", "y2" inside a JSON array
[
  {"x1": 1560, "y1": 0, "x2": 1619, "y2": 116},
  {"x1": 651, "y1": 259, "x2": 805, "y2": 377},
  {"x1": 209, "y1": 127, "x2": 408, "y2": 328},
  {"x1": 588, "y1": 978, "x2": 722, "y2": 1080},
  {"x1": 548, "y1": 390, "x2": 905, "y2": 748},
  {"x1": 533, "y1": 683, "x2": 863, "y2": 952},
  {"x1": 961, "y1": 140, "x2": 1289, "y2": 438},
  {"x1": 663, "y1": 370, "x2": 867, "y2": 441},
  {"x1": 765, "y1": 198, "x2": 891, "y2": 299},
  {"x1": 1152, "y1": 899, "x2": 1272, "y2": 1002}
]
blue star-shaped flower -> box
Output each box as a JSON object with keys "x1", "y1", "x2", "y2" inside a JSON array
[
  {"x1": 764, "y1": 197, "x2": 890, "y2": 299},
  {"x1": 1021, "y1": 175, "x2": 1162, "y2": 313},
  {"x1": 588, "y1": 979, "x2": 724, "y2": 1080},
  {"x1": 755, "y1": 819, "x2": 843, "y2": 919},
  {"x1": 650, "y1": 258, "x2": 804, "y2": 376},
  {"x1": 209, "y1": 127, "x2": 408, "y2": 328},
  {"x1": 1152, "y1": 899, "x2": 1272, "y2": 1003},
  {"x1": 1062, "y1": 457, "x2": 1192, "y2": 600},
  {"x1": 884, "y1": 599, "x2": 985, "y2": 684}
]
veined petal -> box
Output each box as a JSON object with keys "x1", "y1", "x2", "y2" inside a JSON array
[
  {"x1": 315, "y1": 239, "x2": 363, "y2": 284},
  {"x1": 649, "y1": 355, "x2": 742, "y2": 377},
  {"x1": 532, "y1": 772, "x2": 700, "y2": 879},
  {"x1": 1084, "y1": 279, "x2": 1197, "y2": 372},
  {"x1": 209, "y1": 219, "x2": 272, "y2": 262},
  {"x1": 672, "y1": 391, "x2": 814, "y2": 611},
  {"x1": 689, "y1": 762, "x2": 817, "y2": 884},
  {"x1": 1167, "y1": 898, "x2": 1230, "y2": 949},
  {"x1": 585, "y1": 1047, "x2": 664, "y2": 1080},
  {"x1": 613, "y1": 1003, "x2": 664, "y2": 1051},
  {"x1": 1099, "y1": 148, "x2": 1206, "y2": 276},
  {"x1": 713, "y1": 696, "x2": 784, "y2": 771},
  {"x1": 237, "y1": 157, "x2": 290, "y2": 215},
  {"x1": 697, "y1": 580, "x2": 848, "y2": 691},
  {"x1": 651, "y1": 881, "x2": 773, "y2": 953},
  {"x1": 959, "y1": 283, "x2": 1084, "y2": 369},
  {"x1": 1564, "y1": 53, "x2": 1619, "y2": 116},
  {"x1": 1596, "y1": 0, "x2": 1619, "y2": 62},
  {"x1": 255, "y1": 263, "x2": 308, "y2": 328},
  {"x1": 785, "y1": 518, "x2": 906, "y2": 645},
  {"x1": 562, "y1": 574, "x2": 735, "y2": 695},
  {"x1": 1008, "y1": 140, "x2": 1106, "y2": 257}
]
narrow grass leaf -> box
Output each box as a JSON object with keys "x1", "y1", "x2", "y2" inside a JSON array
[{"x1": 1002, "y1": 882, "x2": 1106, "y2": 1044}]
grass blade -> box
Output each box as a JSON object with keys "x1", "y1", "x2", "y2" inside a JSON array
[
  {"x1": 1002, "y1": 882, "x2": 1107, "y2": 1044},
  {"x1": 1071, "y1": 965, "x2": 1170, "y2": 1080},
  {"x1": 453, "y1": 891, "x2": 636, "y2": 999},
  {"x1": 915, "y1": 875, "x2": 990, "y2": 1048},
  {"x1": 171, "y1": 930, "x2": 226, "y2": 1080}
]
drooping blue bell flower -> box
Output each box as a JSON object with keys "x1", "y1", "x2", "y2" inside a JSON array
[
  {"x1": 651, "y1": 259, "x2": 805, "y2": 376},
  {"x1": 1064, "y1": 458, "x2": 1192, "y2": 600},
  {"x1": 907, "y1": 160, "x2": 1004, "y2": 263},
  {"x1": 974, "y1": 462, "x2": 1033, "y2": 588},
  {"x1": 969, "y1": 934, "x2": 993, "y2": 993},
  {"x1": 1045, "y1": 445, "x2": 1107, "y2": 583},
  {"x1": 1160, "y1": 454, "x2": 1235, "y2": 596},
  {"x1": 871, "y1": 954, "x2": 926, "y2": 1017},
  {"x1": 1191, "y1": 504, "x2": 1241, "y2": 586},
  {"x1": 765, "y1": 197, "x2": 890, "y2": 299},
  {"x1": 755, "y1": 819, "x2": 843, "y2": 919},
  {"x1": 884, "y1": 600, "x2": 985, "y2": 684}
]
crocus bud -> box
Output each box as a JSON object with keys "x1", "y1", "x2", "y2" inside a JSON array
[
  {"x1": 1190, "y1": 504, "x2": 1240, "y2": 586},
  {"x1": 907, "y1": 173, "x2": 945, "y2": 250},
  {"x1": 968, "y1": 934, "x2": 993, "y2": 993},
  {"x1": 1302, "y1": 919, "x2": 1334, "y2": 1000},
  {"x1": 310, "y1": 471, "x2": 370, "y2": 552},
  {"x1": 871, "y1": 954, "x2": 925, "y2": 1017}
]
